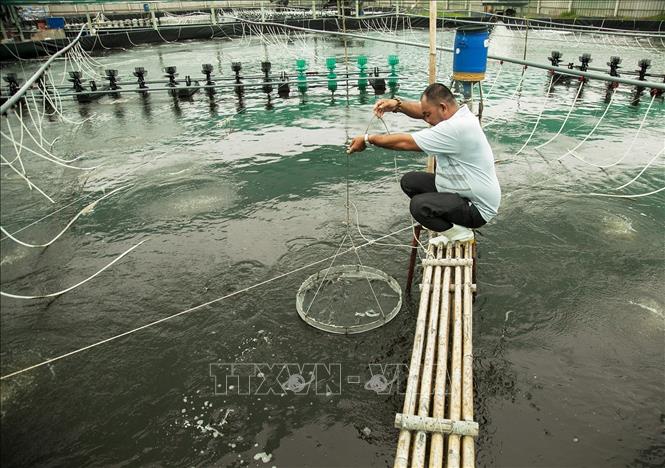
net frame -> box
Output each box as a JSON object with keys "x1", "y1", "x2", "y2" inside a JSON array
[{"x1": 296, "y1": 264, "x2": 403, "y2": 334}]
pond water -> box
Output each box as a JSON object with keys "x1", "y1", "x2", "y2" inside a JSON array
[{"x1": 1, "y1": 24, "x2": 664, "y2": 467}]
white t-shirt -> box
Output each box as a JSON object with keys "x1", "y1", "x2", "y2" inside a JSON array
[{"x1": 411, "y1": 105, "x2": 501, "y2": 222}]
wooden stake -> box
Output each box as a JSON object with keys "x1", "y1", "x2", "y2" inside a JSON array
[
  {"x1": 406, "y1": 224, "x2": 423, "y2": 293},
  {"x1": 429, "y1": 243, "x2": 452, "y2": 467},
  {"x1": 446, "y1": 242, "x2": 464, "y2": 468},
  {"x1": 461, "y1": 242, "x2": 475, "y2": 467},
  {"x1": 394, "y1": 243, "x2": 436, "y2": 468}
]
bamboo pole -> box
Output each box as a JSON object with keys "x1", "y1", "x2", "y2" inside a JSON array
[
  {"x1": 446, "y1": 242, "x2": 464, "y2": 468},
  {"x1": 395, "y1": 414, "x2": 478, "y2": 437},
  {"x1": 461, "y1": 242, "x2": 475, "y2": 467},
  {"x1": 428, "y1": 1, "x2": 437, "y2": 85},
  {"x1": 419, "y1": 283, "x2": 476, "y2": 293},
  {"x1": 422, "y1": 259, "x2": 473, "y2": 267},
  {"x1": 413, "y1": 244, "x2": 444, "y2": 467},
  {"x1": 406, "y1": 225, "x2": 423, "y2": 294},
  {"x1": 426, "y1": 0, "x2": 437, "y2": 174},
  {"x1": 429, "y1": 243, "x2": 453, "y2": 468},
  {"x1": 394, "y1": 243, "x2": 436, "y2": 468}
]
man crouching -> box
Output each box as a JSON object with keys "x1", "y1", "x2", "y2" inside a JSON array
[{"x1": 347, "y1": 83, "x2": 501, "y2": 243}]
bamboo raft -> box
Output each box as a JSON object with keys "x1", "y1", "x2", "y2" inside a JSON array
[{"x1": 394, "y1": 240, "x2": 478, "y2": 468}]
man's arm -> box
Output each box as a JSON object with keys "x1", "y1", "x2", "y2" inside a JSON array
[
  {"x1": 347, "y1": 133, "x2": 420, "y2": 153},
  {"x1": 374, "y1": 98, "x2": 423, "y2": 120}
]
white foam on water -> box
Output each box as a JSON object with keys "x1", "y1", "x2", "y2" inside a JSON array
[
  {"x1": 253, "y1": 452, "x2": 273, "y2": 463},
  {"x1": 600, "y1": 214, "x2": 637, "y2": 238},
  {"x1": 629, "y1": 300, "x2": 662, "y2": 318},
  {"x1": 0, "y1": 249, "x2": 30, "y2": 266}
]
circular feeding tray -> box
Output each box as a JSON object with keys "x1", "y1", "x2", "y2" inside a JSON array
[{"x1": 296, "y1": 264, "x2": 403, "y2": 334}]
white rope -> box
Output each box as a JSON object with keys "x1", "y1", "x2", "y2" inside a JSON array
[
  {"x1": 125, "y1": 30, "x2": 140, "y2": 48},
  {"x1": 2, "y1": 111, "x2": 27, "y2": 178},
  {"x1": 24, "y1": 91, "x2": 45, "y2": 141},
  {"x1": 556, "y1": 88, "x2": 616, "y2": 160},
  {"x1": 0, "y1": 130, "x2": 97, "y2": 170},
  {"x1": 155, "y1": 26, "x2": 185, "y2": 45},
  {"x1": 60, "y1": 51, "x2": 70, "y2": 85},
  {"x1": 614, "y1": 148, "x2": 665, "y2": 190},
  {"x1": 563, "y1": 94, "x2": 656, "y2": 168},
  {"x1": 348, "y1": 233, "x2": 387, "y2": 320},
  {"x1": 483, "y1": 63, "x2": 504, "y2": 100},
  {"x1": 1, "y1": 111, "x2": 240, "y2": 242},
  {"x1": 10, "y1": 108, "x2": 86, "y2": 163},
  {"x1": 0, "y1": 225, "x2": 415, "y2": 381},
  {"x1": 351, "y1": 200, "x2": 425, "y2": 252},
  {"x1": 586, "y1": 186, "x2": 665, "y2": 198},
  {"x1": 483, "y1": 67, "x2": 528, "y2": 129},
  {"x1": 363, "y1": 114, "x2": 428, "y2": 253},
  {"x1": 68, "y1": 44, "x2": 100, "y2": 80},
  {"x1": 0, "y1": 185, "x2": 130, "y2": 248},
  {"x1": 0, "y1": 195, "x2": 92, "y2": 241},
  {"x1": 534, "y1": 81, "x2": 584, "y2": 150},
  {"x1": 93, "y1": 32, "x2": 113, "y2": 51},
  {"x1": 40, "y1": 80, "x2": 94, "y2": 126},
  {"x1": 303, "y1": 232, "x2": 348, "y2": 316},
  {"x1": 71, "y1": 43, "x2": 103, "y2": 74},
  {"x1": 1, "y1": 240, "x2": 146, "y2": 300},
  {"x1": 76, "y1": 42, "x2": 106, "y2": 68},
  {"x1": 515, "y1": 75, "x2": 555, "y2": 156},
  {"x1": 487, "y1": 29, "x2": 662, "y2": 50},
  {"x1": 0, "y1": 154, "x2": 55, "y2": 203}
]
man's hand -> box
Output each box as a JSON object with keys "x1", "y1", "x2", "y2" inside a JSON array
[
  {"x1": 347, "y1": 135, "x2": 367, "y2": 154},
  {"x1": 373, "y1": 98, "x2": 398, "y2": 118}
]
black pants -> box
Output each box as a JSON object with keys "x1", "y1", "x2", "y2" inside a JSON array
[{"x1": 400, "y1": 171, "x2": 487, "y2": 232}]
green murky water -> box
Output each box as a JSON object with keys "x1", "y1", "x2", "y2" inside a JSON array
[{"x1": 1, "y1": 25, "x2": 664, "y2": 467}]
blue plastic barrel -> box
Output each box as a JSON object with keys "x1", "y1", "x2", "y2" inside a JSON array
[
  {"x1": 46, "y1": 17, "x2": 66, "y2": 29},
  {"x1": 452, "y1": 25, "x2": 489, "y2": 82}
]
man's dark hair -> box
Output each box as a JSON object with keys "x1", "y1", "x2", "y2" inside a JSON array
[{"x1": 421, "y1": 83, "x2": 456, "y2": 104}]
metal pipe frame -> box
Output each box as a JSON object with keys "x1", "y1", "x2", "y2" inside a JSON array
[
  {"x1": 0, "y1": 25, "x2": 88, "y2": 114},
  {"x1": 224, "y1": 17, "x2": 665, "y2": 91},
  {"x1": 26, "y1": 74, "x2": 398, "y2": 98}
]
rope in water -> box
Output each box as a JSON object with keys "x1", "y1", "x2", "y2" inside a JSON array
[
  {"x1": 0, "y1": 224, "x2": 415, "y2": 381},
  {"x1": 563, "y1": 94, "x2": 657, "y2": 168},
  {"x1": 1, "y1": 240, "x2": 146, "y2": 300},
  {"x1": 482, "y1": 66, "x2": 529, "y2": 129},
  {"x1": 363, "y1": 114, "x2": 428, "y2": 254},
  {"x1": 614, "y1": 148, "x2": 664, "y2": 190},
  {"x1": 2, "y1": 109, "x2": 27, "y2": 178},
  {"x1": 515, "y1": 75, "x2": 555, "y2": 156},
  {"x1": 0, "y1": 154, "x2": 54, "y2": 203},
  {"x1": 483, "y1": 62, "x2": 504, "y2": 101},
  {"x1": 10, "y1": 106, "x2": 86, "y2": 163},
  {"x1": 0, "y1": 111, "x2": 239, "y2": 243},
  {"x1": 533, "y1": 81, "x2": 585, "y2": 150},
  {"x1": 0, "y1": 186, "x2": 130, "y2": 248},
  {"x1": 0, "y1": 130, "x2": 96, "y2": 170},
  {"x1": 587, "y1": 186, "x2": 665, "y2": 198},
  {"x1": 555, "y1": 88, "x2": 617, "y2": 160}
]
